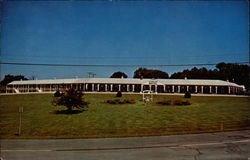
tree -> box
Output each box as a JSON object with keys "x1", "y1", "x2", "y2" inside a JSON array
[
  {"x1": 170, "y1": 67, "x2": 219, "y2": 79},
  {"x1": 116, "y1": 91, "x2": 122, "y2": 97},
  {"x1": 133, "y1": 68, "x2": 169, "y2": 79},
  {"x1": 170, "y1": 62, "x2": 250, "y2": 91},
  {"x1": 110, "y1": 72, "x2": 128, "y2": 78},
  {"x1": 52, "y1": 89, "x2": 88, "y2": 112},
  {"x1": 0, "y1": 74, "x2": 28, "y2": 93},
  {"x1": 0, "y1": 74, "x2": 28, "y2": 86},
  {"x1": 216, "y1": 62, "x2": 250, "y2": 90}
]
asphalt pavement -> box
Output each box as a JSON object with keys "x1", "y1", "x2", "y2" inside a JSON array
[{"x1": 1, "y1": 130, "x2": 250, "y2": 160}]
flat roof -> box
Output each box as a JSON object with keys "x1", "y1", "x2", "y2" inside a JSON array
[{"x1": 8, "y1": 78, "x2": 244, "y2": 88}]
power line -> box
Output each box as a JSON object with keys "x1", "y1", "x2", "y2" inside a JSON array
[
  {"x1": 0, "y1": 62, "x2": 249, "y2": 67},
  {"x1": 2, "y1": 53, "x2": 247, "y2": 59}
]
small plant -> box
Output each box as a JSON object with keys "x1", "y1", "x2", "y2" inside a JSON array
[
  {"x1": 182, "y1": 100, "x2": 191, "y2": 105},
  {"x1": 172, "y1": 99, "x2": 183, "y2": 105},
  {"x1": 106, "y1": 99, "x2": 122, "y2": 104},
  {"x1": 156, "y1": 100, "x2": 171, "y2": 105},
  {"x1": 106, "y1": 99, "x2": 136, "y2": 104},
  {"x1": 172, "y1": 99, "x2": 191, "y2": 105},
  {"x1": 123, "y1": 99, "x2": 136, "y2": 104},
  {"x1": 184, "y1": 92, "x2": 191, "y2": 98},
  {"x1": 106, "y1": 99, "x2": 112, "y2": 104},
  {"x1": 54, "y1": 90, "x2": 63, "y2": 97},
  {"x1": 115, "y1": 99, "x2": 123, "y2": 104},
  {"x1": 116, "y1": 91, "x2": 122, "y2": 97}
]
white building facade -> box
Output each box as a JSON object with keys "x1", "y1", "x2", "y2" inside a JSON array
[{"x1": 6, "y1": 78, "x2": 245, "y2": 94}]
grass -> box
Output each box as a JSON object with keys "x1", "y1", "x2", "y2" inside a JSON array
[{"x1": 0, "y1": 93, "x2": 249, "y2": 139}]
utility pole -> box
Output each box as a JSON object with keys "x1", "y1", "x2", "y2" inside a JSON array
[
  {"x1": 87, "y1": 72, "x2": 96, "y2": 78},
  {"x1": 87, "y1": 72, "x2": 92, "y2": 78}
]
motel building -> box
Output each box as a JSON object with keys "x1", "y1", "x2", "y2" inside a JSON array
[{"x1": 6, "y1": 77, "x2": 245, "y2": 95}]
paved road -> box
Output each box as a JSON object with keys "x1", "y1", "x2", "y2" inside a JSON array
[{"x1": 1, "y1": 130, "x2": 250, "y2": 160}]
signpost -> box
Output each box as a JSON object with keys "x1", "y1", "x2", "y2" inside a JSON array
[
  {"x1": 141, "y1": 90, "x2": 154, "y2": 104},
  {"x1": 18, "y1": 107, "x2": 23, "y2": 136}
]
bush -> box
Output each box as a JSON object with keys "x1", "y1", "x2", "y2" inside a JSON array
[
  {"x1": 116, "y1": 91, "x2": 122, "y2": 97},
  {"x1": 123, "y1": 99, "x2": 136, "y2": 104},
  {"x1": 106, "y1": 99, "x2": 136, "y2": 104},
  {"x1": 54, "y1": 90, "x2": 63, "y2": 97},
  {"x1": 184, "y1": 92, "x2": 191, "y2": 98},
  {"x1": 106, "y1": 99, "x2": 123, "y2": 104},
  {"x1": 181, "y1": 100, "x2": 191, "y2": 105},
  {"x1": 172, "y1": 99, "x2": 183, "y2": 105},
  {"x1": 156, "y1": 100, "x2": 171, "y2": 105},
  {"x1": 172, "y1": 99, "x2": 191, "y2": 105}
]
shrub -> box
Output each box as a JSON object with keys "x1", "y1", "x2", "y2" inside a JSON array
[
  {"x1": 156, "y1": 100, "x2": 171, "y2": 105},
  {"x1": 106, "y1": 99, "x2": 122, "y2": 104},
  {"x1": 123, "y1": 99, "x2": 136, "y2": 104},
  {"x1": 115, "y1": 99, "x2": 124, "y2": 104},
  {"x1": 106, "y1": 100, "x2": 112, "y2": 104},
  {"x1": 54, "y1": 90, "x2": 63, "y2": 97},
  {"x1": 116, "y1": 91, "x2": 122, "y2": 97},
  {"x1": 184, "y1": 92, "x2": 191, "y2": 98},
  {"x1": 106, "y1": 99, "x2": 136, "y2": 104},
  {"x1": 172, "y1": 99, "x2": 183, "y2": 105},
  {"x1": 172, "y1": 99, "x2": 191, "y2": 105},
  {"x1": 182, "y1": 100, "x2": 191, "y2": 105}
]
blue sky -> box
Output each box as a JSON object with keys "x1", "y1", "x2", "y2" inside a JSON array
[{"x1": 1, "y1": 1, "x2": 249, "y2": 79}]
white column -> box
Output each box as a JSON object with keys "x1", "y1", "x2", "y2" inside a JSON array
[
  {"x1": 163, "y1": 85, "x2": 166, "y2": 92},
  {"x1": 97, "y1": 84, "x2": 100, "y2": 91},
  {"x1": 127, "y1": 85, "x2": 129, "y2": 92},
  {"x1": 201, "y1": 86, "x2": 204, "y2": 94},
  {"x1": 132, "y1": 85, "x2": 135, "y2": 92},
  {"x1": 111, "y1": 84, "x2": 113, "y2": 91},
  {"x1": 28, "y1": 85, "x2": 30, "y2": 92},
  {"x1": 141, "y1": 84, "x2": 143, "y2": 92},
  {"x1": 228, "y1": 87, "x2": 231, "y2": 94},
  {"x1": 178, "y1": 86, "x2": 180, "y2": 93},
  {"x1": 149, "y1": 85, "x2": 152, "y2": 91},
  {"x1": 195, "y1": 86, "x2": 198, "y2": 93},
  {"x1": 86, "y1": 84, "x2": 88, "y2": 91},
  {"x1": 50, "y1": 84, "x2": 52, "y2": 92},
  {"x1": 215, "y1": 86, "x2": 218, "y2": 94},
  {"x1": 118, "y1": 84, "x2": 121, "y2": 91},
  {"x1": 187, "y1": 86, "x2": 189, "y2": 92},
  {"x1": 155, "y1": 85, "x2": 157, "y2": 92},
  {"x1": 209, "y1": 86, "x2": 212, "y2": 93},
  {"x1": 105, "y1": 84, "x2": 107, "y2": 91},
  {"x1": 172, "y1": 86, "x2": 175, "y2": 93},
  {"x1": 92, "y1": 84, "x2": 94, "y2": 91}
]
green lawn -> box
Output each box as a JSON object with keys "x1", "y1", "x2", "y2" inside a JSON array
[{"x1": 0, "y1": 94, "x2": 249, "y2": 139}]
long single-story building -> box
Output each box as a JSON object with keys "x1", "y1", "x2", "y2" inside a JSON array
[{"x1": 6, "y1": 77, "x2": 245, "y2": 94}]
